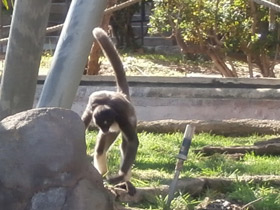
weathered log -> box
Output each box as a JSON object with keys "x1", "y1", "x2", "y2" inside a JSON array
[
  {"x1": 195, "y1": 143, "x2": 280, "y2": 156},
  {"x1": 109, "y1": 178, "x2": 205, "y2": 204},
  {"x1": 110, "y1": 176, "x2": 280, "y2": 204},
  {"x1": 137, "y1": 119, "x2": 280, "y2": 136},
  {"x1": 254, "y1": 137, "x2": 280, "y2": 146}
]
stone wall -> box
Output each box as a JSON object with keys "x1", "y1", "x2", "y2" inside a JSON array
[{"x1": 35, "y1": 76, "x2": 280, "y2": 121}]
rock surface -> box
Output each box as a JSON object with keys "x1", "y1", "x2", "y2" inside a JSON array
[{"x1": 0, "y1": 107, "x2": 113, "y2": 210}]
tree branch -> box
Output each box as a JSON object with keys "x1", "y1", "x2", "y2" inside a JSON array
[
  {"x1": 104, "y1": 0, "x2": 142, "y2": 14},
  {"x1": 0, "y1": 0, "x2": 142, "y2": 44}
]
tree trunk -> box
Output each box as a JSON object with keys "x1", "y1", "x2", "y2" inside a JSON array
[
  {"x1": 86, "y1": 0, "x2": 117, "y2": 75},
  {"x1": 207, "y1": 49, "x2": 236, "y2": 77},
  {"x1": 247, "y1": 53, "x2": 254, "y2": 78},
  {"x1": 227, "y1": 57, "x2": 238, "y2": 77},
  {"x1": 87, "y1": 43, "x2": 102, "y2": 75},
  {"x1": 174, "y1": 28, "x2": 236, "y2": 77},
  {"x1": 255, "y1": 53, "x2": 276, "y2": 77}
]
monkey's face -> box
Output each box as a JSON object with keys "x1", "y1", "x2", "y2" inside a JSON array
[
  {"x1": 97, "y1": 118, "x2": 115, "y2": 133},
  {"x1": 93, "y1": 106, "x2": 117, "y2": 133}
]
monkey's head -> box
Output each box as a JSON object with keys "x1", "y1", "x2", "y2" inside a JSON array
[{"x1": 93, "y1": 105, "x2": 117, "y2": 133}]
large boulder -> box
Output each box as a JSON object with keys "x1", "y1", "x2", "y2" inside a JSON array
[{"x1": 0, "y1": 107, "x2": 113, "y2": 210}]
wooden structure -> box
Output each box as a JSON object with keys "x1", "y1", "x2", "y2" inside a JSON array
[{"x1": 48, "y1": 0, "x2": 71, "y2": 31}]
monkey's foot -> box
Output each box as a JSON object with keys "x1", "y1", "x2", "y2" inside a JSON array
[{"x1": 114, "y1": 181, "x2": 136, "y2": 196}]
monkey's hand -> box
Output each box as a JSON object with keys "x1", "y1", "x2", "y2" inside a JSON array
[
  {"x1": 107, "y1": 175, "x2": 136, "y2": 196},
  {"x1": 107, "y1": 174, "x2": 125, "y2": 185},
  {"x1": 114, "y1": 181, "x2": 136, "y2": 196}
]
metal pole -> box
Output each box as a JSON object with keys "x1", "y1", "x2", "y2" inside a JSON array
[
  {"x1": 37, "y1": 0, "x2": 107, "y2": 108},
  {"x1": 0, "y1": 1, "x2": 2, "y2": 54},
  {"x1": 140, "y1": 0, "x2": 145, "y2": 46},
  {"x1": 165, "y1": 124, "x2": 195, "y2": 210},
  {"x1": 0, "y1": 0, "x2": 52, "y2": 120},
  {"x1": 252, "y1": 0, "x2": 280, "y2": 12}
]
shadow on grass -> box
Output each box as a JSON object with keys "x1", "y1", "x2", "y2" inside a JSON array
[{"x1": 135, "y1": 160, "x2": 175, "y2": 172}]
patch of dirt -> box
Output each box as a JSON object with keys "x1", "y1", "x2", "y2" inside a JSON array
[
  {"x1": 196, "y1": 197, "x2": 243, "y2": 210},
  {"x1": 98, "y1": 55, "x2": 274, "y2": 78},
  {"x1": 1, "y1": 52, "x2": 280, "y2": 78}
]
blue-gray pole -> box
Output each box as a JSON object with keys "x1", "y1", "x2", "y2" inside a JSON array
[
  {"x1": 165, "y1": 124, "x2": 195, "y2": 210},
  {"x1": 0, "y1": 0, "x2": 52, "y2": 120},
  {"x1": 37, "y1": 0, "x2": 107, "y2": 108}
]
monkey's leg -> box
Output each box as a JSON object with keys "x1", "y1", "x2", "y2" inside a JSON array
[
  {"x1": 108, "y1": 123, "x2": 139, "y2": 184},
  {"x1": 81, "y1": 107, "x2": 92, "y2": 129},
  {"x1": 108, "y1": 130, "x2": 139, "y2": 196},
  {"x1": 94, "y1": 131, "x2": 119, "y2": 175},
  {"x1": 119, "y1": 139, "x2": 132, "y2": 181}
]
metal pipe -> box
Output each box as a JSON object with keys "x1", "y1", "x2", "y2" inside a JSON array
[
  {"x1": 165, "y1": 124, "x2": 195, "y2": 210},
  {"x1": 0, "y1": 1, "x2": 2, "y2": 53},
  {"x1": 252, "y1": 0, "x2": 280, "y2": 12},
  {"x1": 0, "y1": 0, "x2": 52, "y2": 120},
  {"x1": 37, "y1": 0, "x2": 107, "y2": 108}
]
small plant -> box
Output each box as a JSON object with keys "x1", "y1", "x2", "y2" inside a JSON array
[
  {"x1": 39, "y1": 52, "x2": 53, "y2": 75},
  {"x1": 228, "y1": 181, "x2": 280, "y2": 209},
  {"x1": 170, "y1": 193, "x2": 200, "y2": 210}
]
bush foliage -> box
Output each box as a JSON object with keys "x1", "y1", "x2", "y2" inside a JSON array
[{"x1": 149, "y1": 0, "x2": 280, "y2": 77}]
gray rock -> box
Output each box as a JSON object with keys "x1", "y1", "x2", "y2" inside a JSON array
[
  {"x1": 31, "y1": 188, "x2": 67, "y2": 210},
  {"x1": 0, "y1": 107, "x2": 113, "y2": 210},
  {"x1": 62, "y1": 179, "x2": 113, "y2": 210}
]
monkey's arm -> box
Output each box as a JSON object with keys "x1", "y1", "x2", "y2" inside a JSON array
[
  {"x1": 120, "y1": 132, "x2": 139, "y2": 176},
  {"x1": 81, "y1": 108, "x2": 92, "y2": 129},
  {"x1": 107, "y1": 123, "x2": 139, "y2": 184}
]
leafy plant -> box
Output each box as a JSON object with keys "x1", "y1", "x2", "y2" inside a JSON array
[
  {"x1": 149, "y1": 0, "x2": 280, "y2": 77},
  {"x1": 1, "y1": 0, "x2": 13, "y2": 10},
  {"x1": 170, "y1": 193, "x2": 200, "y2": 210},
  {"x1": 2, "y1": 0, "x2": 9, "y2": 10},
  {"x1": 228, "y1": 181, "x2": 280, "y2": 209}
]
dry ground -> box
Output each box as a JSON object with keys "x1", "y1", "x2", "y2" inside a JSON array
[
  {"x1": 1, "y1": 53, "x2": 280, "y2": 78},
  {"x1": 92, "y1": 55, "x2": 280, "y2": 78}
]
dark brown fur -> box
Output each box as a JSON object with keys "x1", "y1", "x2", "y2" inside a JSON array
[{"x1": 81, "y1": 28, "x2": 139, "y2": 195}]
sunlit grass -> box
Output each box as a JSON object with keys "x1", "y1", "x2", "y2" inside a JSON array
[
  {"x1": 228, "y1": 182, "x2": 280, "y2": 210},
  {"x1": 39, "y1": 52, "x2": 53, "y2": 75},
  {"x1": 86, "y1": 131, "x2": 280, "y2": 209},
  {"x1": 86, "y1": 131, "x2": 280, "y2": 179}
]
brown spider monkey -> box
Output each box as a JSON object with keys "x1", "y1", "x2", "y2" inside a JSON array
[{"x1": 81, "y1": 27, "x2": 139, "y2": 195}]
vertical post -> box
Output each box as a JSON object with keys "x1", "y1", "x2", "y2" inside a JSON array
[
  {"x1": 140, "y1": 0, "x2": 145, "y2": 46},
  {"x1": 0, "y1": 1, "x2": 2, "y2": 54},
  {"x1": 165, "y1": 124, "x2": 195, "y2": 210},
  {"x1": 37, "y1": 0, "x2": 108, "y2": 108},
  {"x1": 0, "y1": 0, "x2": 52, "y2": 120}
]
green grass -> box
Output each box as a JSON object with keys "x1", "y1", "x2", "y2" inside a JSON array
[
  {"x1": 86, "y1": 131, "x2": 280, "y2": 209},
  {"x1": 39, "y1": 52, "x2": 53, "y2": 75},
  {"x1": 129, "y1": 53, "x2": 185, "y2": 65},
  {"x1": 228, "y1": 182, "x2": 280, "y2": 210}
]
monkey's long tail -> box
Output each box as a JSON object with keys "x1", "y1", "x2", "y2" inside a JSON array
[{"x1": 92, "y1": 27, "x2": 130, "y2": 100}]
